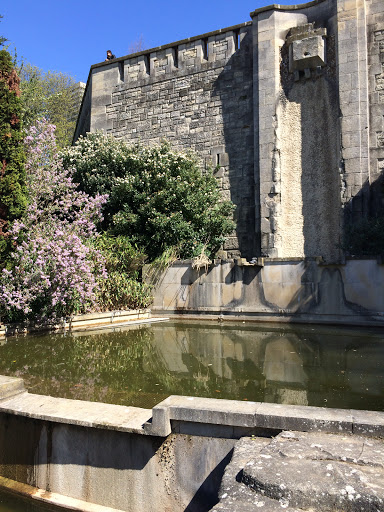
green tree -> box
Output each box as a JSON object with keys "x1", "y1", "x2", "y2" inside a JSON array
[
  {"x1": 61, "y1": 133, "x2": 235, "y2": 260},
  {"x1": 0, "y1": 15, "x2": 7, "y2": 47},
  {"x1": 17, "y1": 63, "x2": 83, "y2": 148},
  {"x1": 0, "y1": 49, "x2": 27, "y2": 259}
]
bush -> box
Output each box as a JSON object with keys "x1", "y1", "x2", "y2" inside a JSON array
[
  {"x1": 94, "y1": 235, "x2": 152, "y2": 311},
  {"x1": 61, "y1": 134, "x2": 235, "y2": 260}
]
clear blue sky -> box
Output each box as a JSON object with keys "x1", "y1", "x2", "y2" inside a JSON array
[{"x1": 2, "y1": 0, "x2": 298, "y2": 83}]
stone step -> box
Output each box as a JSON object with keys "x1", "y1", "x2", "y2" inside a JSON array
[{"x1": 0, "y1": 376, "x2": 25, "y2": 401}]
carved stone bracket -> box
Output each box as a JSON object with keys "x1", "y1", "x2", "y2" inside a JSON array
[{"x1": 287, "y1": 23, "x2": 327, "y2": 81}]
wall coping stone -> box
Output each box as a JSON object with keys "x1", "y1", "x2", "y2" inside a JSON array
[
  {"x1": 250, "y1": 0, "x2": 327, "y2": 17},
  {"x1": 0, "y1": 378, "x2": 383, "y2": 439},
  {"x1": 0, "y1": 310, "x2": 168, "y2": 338},
  {"x1": 145, "y1": 395, "x2": 384, "y2": 438},
  {"x1": 90, "y1": 21, "x2": 252, "y2": 71}
]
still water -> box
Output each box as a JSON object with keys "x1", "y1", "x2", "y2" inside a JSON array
[
  {"x1": 0, "y1": 490, "x2": 57, "y2": 512},
  {"x1": 0, "y1": 320, "x2": 384, "y2": 411}
]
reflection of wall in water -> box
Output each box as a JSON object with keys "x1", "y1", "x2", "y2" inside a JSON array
[
  {"x1": 150, "y1": 324, "x2": 384, "y2": 409},
  {"x1": 151, "y1": 325, "x2": 314, "y2": 405}
]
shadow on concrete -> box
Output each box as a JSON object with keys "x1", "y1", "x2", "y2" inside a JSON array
[
  {"x1": 184, "y1": 449, "x2": 233, "y2": 512},
  {"x1": 212, "y1": 29, "x2": 256, "y2": 260}
]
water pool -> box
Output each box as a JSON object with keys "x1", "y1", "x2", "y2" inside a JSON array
[
  {"x1": 0, "y1": 320, "x2": 383, "y2": 411},
  {"x1": 0, "y1": 490, "x2": 56, "y2": 511}
]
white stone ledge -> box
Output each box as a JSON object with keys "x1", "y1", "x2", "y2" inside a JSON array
[
  {"x1": 0, "y1": 377, "x2": 383, "y2": 441},
  {"x1": 0, "y1": 475, "x2": 125, "y2": 512},
  {"x1": 1, "y1": 310, "x2": 169, "y2": 337},
  {"x1": 144, "y1": 395, "x2": 384, "y2": 438}
]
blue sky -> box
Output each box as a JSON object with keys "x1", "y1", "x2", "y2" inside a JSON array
[{"x1": 1, "y1": 0, "x2": 298, "y2": 83}]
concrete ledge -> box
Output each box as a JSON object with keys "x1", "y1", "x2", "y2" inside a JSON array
[
  {"x1": 0, "y1": 375, "x2": 25, "y2": 401},
  {"x1": 0, "y1": 392, "x2": 152, "y2": 434},
  {"x1": 0, "y1": 475, "x2": 125, "y2": 512},
  {"x1": 250, "y1": 0, "x2": 327, "y2": 17},
  {"x1": 145, "y1": 395, "x2": 384, "y2": 438},
  {"x1": 1, "y1": 378, "x2": 383, "y2": 440},
  {"x1": 1, "y1": 310, "x2": 168, "y2": 337}
]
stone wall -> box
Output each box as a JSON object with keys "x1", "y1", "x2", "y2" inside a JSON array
[
  {"x1": 86, "y1": 23, "x2": 255, "y2": 259},
  {"x1": 75, "y1": 0, "x2": 384, "y2": 262}
]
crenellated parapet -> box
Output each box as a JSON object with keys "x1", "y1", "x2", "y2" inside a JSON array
[{"x1": 89, "y1": 22, "x2": 251, "y2": 94}]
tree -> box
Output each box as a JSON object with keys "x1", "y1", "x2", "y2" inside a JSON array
[
  {"x1": 0, "y1": 15, "x2": 7, "y2": 47},
  {"x1": 0, "y1": 48, "x2": 27, "y2": 260},
  {"x1": 128, "y1": 35, "x2": 145, "y2": 54},
  {"x1": 17, "y1": 63, "x2": 83, "y2": 148},
  {"x1": 61, "y1": 133, "x2": 235, "y2": 260},
  {"x1": 0, "y1": 120, "x2": 107, "y2": 323}
]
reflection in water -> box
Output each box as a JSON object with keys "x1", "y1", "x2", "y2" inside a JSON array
[
  {"x1": 0, "y1": 490, "x2": 54, "y2": 512},
  {"x1": 0, "y1": 321, "x2": 383, "y2": 411}
]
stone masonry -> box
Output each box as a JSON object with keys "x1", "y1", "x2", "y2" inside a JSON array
[{"x1": 75, "y1": 0, "x2": 384, "y2": 262}]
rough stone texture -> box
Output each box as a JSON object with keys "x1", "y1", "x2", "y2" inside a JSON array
[{"x1": 212, "y1": 431, "x2": 384, "y2": 511}]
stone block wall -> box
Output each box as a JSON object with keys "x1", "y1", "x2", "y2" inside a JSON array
[
  {"x1": 89, "y1": 23, "x2": 255, "y2": 259},
  {"x1": 75, "y1": 0, "x2": 384, "y2": 262}
]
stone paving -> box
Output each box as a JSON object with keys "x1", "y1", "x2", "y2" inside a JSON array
[{"x1": 212, "y1": 431, "x2": 384, "y2": 511}]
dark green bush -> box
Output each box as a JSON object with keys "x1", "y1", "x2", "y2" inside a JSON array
[
  {"x1": 62, "y1": 134, "x2": 235, "y2": 261},
  {"x1": 94, "y1": 234, "x2": 152, "y2": 311}
]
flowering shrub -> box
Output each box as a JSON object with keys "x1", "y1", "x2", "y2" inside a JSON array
[
  {"x1": 61, "y1": 134, "x2": 235, "y2": 260},
  {"x1": 0, "y1": 120, "x2": 107, "y2": 323}
]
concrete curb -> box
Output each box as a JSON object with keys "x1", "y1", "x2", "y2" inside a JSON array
[
  {"x1": 144, "y1": 395, "x2": 384, "y2": 438},
  {"x1": 1, "y1": 378, "x2": 383, "y2": 439},
  {"x1": 0, "y1": 475, "x2": 125, "y2": 512},
  {"x1": 0, "y1": 310, "x2": 169, "y2": 338}
]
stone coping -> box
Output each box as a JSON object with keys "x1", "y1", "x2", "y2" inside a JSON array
[
  {"x1": 90, "y1": 21, "x2": 252, "y2": 71},
  {"x1": 0, "y1": 475, "x2": 125, "y2": 512},
  {"x1": 250, "y1": 0, "x2": 327, "y2": 17},
  {"x1": 0, "y1": 377, "x2": 383, "y2": 439},
  {"x1": 0, "y1": 309, "x2": 169, "y2": 338}
]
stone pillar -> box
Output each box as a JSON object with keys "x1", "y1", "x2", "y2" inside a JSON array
[
  {"x1": 337, "y1": 0, "x2": 370, "y2": 219},
  {"x1": 252, "y1": 8, "x2": 307, "y2": 257}
]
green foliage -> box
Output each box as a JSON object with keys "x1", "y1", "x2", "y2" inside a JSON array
[
  {"x1": 95, "y1": 234, "x2": 147, "y2": 278},
  {"x1": 94, "y1": 234, "x2": 153, "y2": 311},
  {"x1": 0, "y1": 49, "x2": 28, "y2": 259},
  {"x1": 0, "y1": 15, "x2": 7, "y2": 47},
  {"x1": 17, "y1": 63, "x2": 81, "y2": 149},
  {"x1": 62, "y1": 134, "x2": 235, "y2": 260},
  {"x1": 343, "y1": 216, "x2": 384, "y2": 256}
]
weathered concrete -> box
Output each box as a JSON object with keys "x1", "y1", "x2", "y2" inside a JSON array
[
  {"x1": 213, "y1": 431, "x2": 384, "y2": 511},
  {"x1": 146, "y1": 395, "x2": 384, "y2": 438},
  {"x1": 1, "y1": 376, "x2": 384, "y2": 511},
  {"x1": 147, "y1": 258, "x2": 384, "y2": 326},
  {"x1": 0, "y1": 309, "x2": 168, "y2": 338}
]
